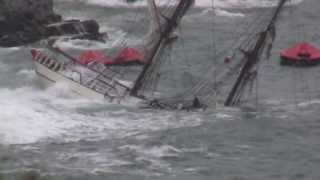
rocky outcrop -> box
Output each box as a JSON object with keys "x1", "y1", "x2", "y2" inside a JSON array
[{"x1": 0, "y1": 0, "x2": 105, "y2": 47}]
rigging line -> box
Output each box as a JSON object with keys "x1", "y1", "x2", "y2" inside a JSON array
[
  {"x1": 238, "y1": 10, "x2": 274, "y2": 52},
  {"x1": 236, "y1": 9, "x2": 273, "y2": 43},
  {"x1": 179, "y1": 47, "x2": 245, "y2": 101},
  {"x1": 286, "y1": 0, "x2": 296, "y2": 108},
  {"x1": 141, "y1": 47, "x2": 169, "y2": 90},
  {"x1": 150, "y1": 51, "x2": 171, "y2": 95},
  {"x1": 293, "y1": 1, "x2": 312, "y2": 103},
  {"x1": 254, "y1": 56, "x2": 263, "y2": 108},
  {"x1": 241, "y1": 3, "x2": 282, "y2": 46},
  {"x1": 185, "y1": 7, "x2": 276, "y2": 95},
  {"x1": 225, "y1": 0, "x2": 290, "y2": 106},
  {"x1": 117, "y1": 4, "x2": 145, "y2": 48},
  {"x1": 210, "y1": 0, "x2": 218, "y2": 106},
  {"x1": 158, "y1": 1, "x2": 280, "y2": 105},
  {"x1": 199, "y1": 6, "x2": 272, "y2": 71},
  {"x1": 189, "y1": 0, "x2": 226, "y2": 104},
  {"x1": 288, "y1": 0, "x2": 311, "y2": 106},
  {"x1": 131, "y1": 0, "x2": 195, "y2": 96},
  {"x1": 159, "y1": 1, "x2": 190, "y2": 85},
  {"x1": 195, "y1": 7, "x2": 265, "y2": 73}
]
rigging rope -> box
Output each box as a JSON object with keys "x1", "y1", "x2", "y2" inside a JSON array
[
  {"x1": 150, "y1": 0, "x2": 290, "y2": 109},
  {"x1": 210, "y1": 0, "x2": 218, "y2": 108}
]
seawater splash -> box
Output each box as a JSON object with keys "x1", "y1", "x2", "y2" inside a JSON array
[
  {"x1": 197, "y1": 8, "x2": 245, "y2": 18},
  {"x1": 0, "y1": 79, "x2": 208, "y2": 145},
  {"x1": 0, "y1": 85, "x2": 81, "y2": 145},
  {"x1": 54, "y1": 25, "x2": 142, "y2": 50}
]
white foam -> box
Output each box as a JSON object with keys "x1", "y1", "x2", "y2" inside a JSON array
[
  {"x1": 119, "y1": 144, "x2": 182, "y2": 158},
  {"x1": 198, "y1": 8, "x2": 245, "y2": 18},
  {"x1": 17, "y1": 69, "x2": 37, "y2": 80},
  {"x1": 54, "y1": 26, "x2": 140, "y2": 50},
  {"x1": 0, "y1": 86, "x2": 83, "y2": 145},
  {"x1": 0, "y1": 80, "x2": 207, "y2": 145},
  {"x1": 215, "y1": 9, "x2": 244, "y2": 17},
  {"x1": 0, "y1": 47, "x2": 20, "y2": 54},
  {"x1": 297, "y1": 100, "x2": 320, "y2": 107},
  {"x1": 54, "y1": 38, "x2": 110, "y2": 50}
]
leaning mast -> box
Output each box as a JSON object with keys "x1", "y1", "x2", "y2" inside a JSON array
[
  {"x1": 130, "y1": 0, "x2": 195, "y2": 98},
  {"x1": 225, "y1": 0, "x2": 289, "y2": 106}
]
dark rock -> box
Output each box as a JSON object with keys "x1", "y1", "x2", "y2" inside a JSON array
[{"x1": 0, "y1": 0, "x2": 105, "y2": 47}]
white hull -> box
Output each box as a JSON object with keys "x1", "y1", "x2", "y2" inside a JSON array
[{"x1": 35, "y1": 61, "x2": 108, "y2": 101}]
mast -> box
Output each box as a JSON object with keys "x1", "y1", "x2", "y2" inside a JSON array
[
  {"x1": 224, "y1": 0, "x2": 288, "y2": 106},
  {"x1": 130, "y1": 0, "x2": 194, "y2": 98}
]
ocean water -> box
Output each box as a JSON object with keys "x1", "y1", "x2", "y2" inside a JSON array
[{"x1": 1, "y1": 0, "x2": 320, "y2": 179}]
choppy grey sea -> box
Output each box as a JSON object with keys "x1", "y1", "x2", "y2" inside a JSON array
[{"x1": 1, "y1": 0, "x2": 320, "y2": 179}]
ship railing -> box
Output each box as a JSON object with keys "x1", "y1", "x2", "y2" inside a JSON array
[
  {"x1": 47, "y1": 46, "x2": 132, "y2": 92},
  {"x1": 35, "y1": 49, "x2": 124, "y2": 101}
]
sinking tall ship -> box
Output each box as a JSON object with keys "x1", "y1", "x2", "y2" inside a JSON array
[
  {"x1": 30, "y1": 0, "x2": 293, "y2": 110},
  {"x1": 30, "y1": 0, "x2": 195, "y2": 103}
]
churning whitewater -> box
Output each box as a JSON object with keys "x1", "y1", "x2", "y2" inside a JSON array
[
  {"x1": 2, "y1": 0, "x2": 320, "y2": 179},
  {"x1": 1, "y1": 0, "x2": 291, "y2": 145}
]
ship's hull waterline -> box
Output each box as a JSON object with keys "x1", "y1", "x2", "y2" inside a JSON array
[{"x1": 34, "y1": 61, "x2": 107, "y2": 100}]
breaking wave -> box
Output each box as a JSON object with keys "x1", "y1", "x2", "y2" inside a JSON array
[
  {"x1": 198, "y1": 8, "x2": 245, "y2": 18},
  {"x1": 0, "y1": 77, "x2": 207, "y2": 145},
  {"x1": 53, "y1": 25, "x2": 142, "y2": 50},
  {"x1": 0, "y1": 0, "x2": 306, "y2": 147}
]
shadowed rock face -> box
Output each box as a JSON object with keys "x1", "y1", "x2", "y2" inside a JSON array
[
  {"x1": 0, "y1": 0, "x2": 105, "y2": 47},
  {"x1": 0, "y1": 0, "x2": 56, "y2": 22}
]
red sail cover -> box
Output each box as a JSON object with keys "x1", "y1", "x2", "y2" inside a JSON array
[
  {"x1": 79, "y1": 50, "x2": 113, "y2": 65},
  {"x1": 79, "y1": 48, "x2": 144, "y2": 66},
  {"x1": 280, "y1": 42, "x2": 320, "y2": 61},
  {"x1": 112, "y1": 48, "x2": 145, "y2": 66}
]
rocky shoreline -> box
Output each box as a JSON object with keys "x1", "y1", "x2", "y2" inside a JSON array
[{"x1": 0, "y1": 0, "x2": 105, "y2": 47}]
